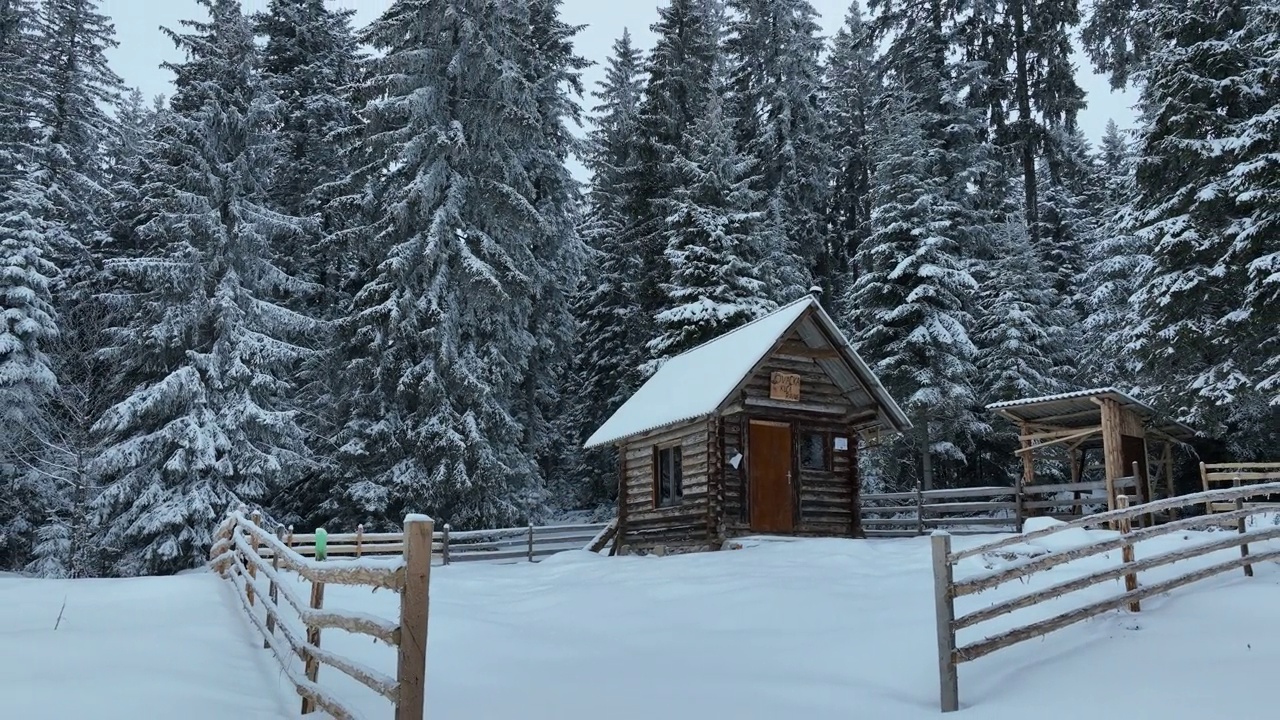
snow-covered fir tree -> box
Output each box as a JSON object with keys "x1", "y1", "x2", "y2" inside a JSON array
[
  {"x1": 724, "y1": 0, "x2": 831, "y2": 301},
  {"x1": 1126, "y1": 0, "x2": 1280, "y2": 455},
  {"x1": 28, "y1": 0, "x2": 123, "y2": 285},
  {"x1": 823, "y1": 1, "x2": 876, "y2": 312},
  {"x1": 648, "y1": 92, "x2": 774, "y2": 365},
  {"x1": 569, "y1": 30, "x2": 647, "y2": 507},
  {"x1": 0, "y1": 172, "x2": 60, "y2": 568},
  {"x1": 511, "y1": 0, "x2": 589, "y2": 508},
  {"x1": 847, "y1": 78, "x2": 984, "y2": 487},
  {"x1": 90, "y1": 0, "x2": 316, "y2": 575},
  {"x1": 1078, "y1": 119, "x2": 1146, "y2": 385},
  {"x1": 330, "y1": 0, "x2": 571, "y2": 530},
  {"x1": 252, "y1": 0, "x2": 363, "y2": 526},
  {"x1": 629, "y1": 0, "x2": 722, "y2": 367}
]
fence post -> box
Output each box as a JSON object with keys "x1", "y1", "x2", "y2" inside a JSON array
[
  {"x1": 266, "y1": 525, "x2": 284, "y2": 648},
  {"x1": 1014, "y1": 473, "x2": 1025, "y2": 534},
  {"x1": 247, "y1": 511, "x2": 262, "y2": 606},
  {"x1": 356, "y1": 523, "x2": 364, "y2": 559},
  {"x1": 527, "y1": 523, "x2": 535, "y2": 562},
  {"x1": 1233, "y1": 474, "x2": 1254, "y2": 577},
  {"x1": 301, "y1": 576, "x2": 326, "y2": 714},
  {"x1": 931, "y1": 531, "x2": 958, "y2": 712},
  {"x1": 441, "y1": 524, "x2": 451, "y2": 566},
  {"x1": 1116, "y1": 495, "x2": 1140, "y2": 612},
  {"x1": 397, "y1": 515, "x2": 433, "y2": 720},
  {"x1": 915, "y1": 482, "x2": 925, "y2": 536}
]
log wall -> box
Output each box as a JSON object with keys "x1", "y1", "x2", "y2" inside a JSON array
[{"x1": 617, "y1": 419, "x2": 716, "y2": 553}]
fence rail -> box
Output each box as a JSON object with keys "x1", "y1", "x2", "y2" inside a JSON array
[
  {"x1": 931, "y1": 479, "x2": 1280, "y2": 712},
  {"x1": 262, "y1": 521, "x2": 613, "y2": 564},
  {"x1": 861, "y1": 476, "x2": 1137, "y2": 537},
  {"x1": 210, "y1": 510, "x2": 432, "y2": 720}
]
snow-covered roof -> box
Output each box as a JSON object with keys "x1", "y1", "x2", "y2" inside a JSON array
[
  {"x1": 986, "y1": 387, "x2": 1148, "y2": 412},
  {"x1": 986, "y1": 387, "x2": 1196, "y2": 440},
  {"x1": 583, "y1": 297, "x2": 912, "y2": 449}
]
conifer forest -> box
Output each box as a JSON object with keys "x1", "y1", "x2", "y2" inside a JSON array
[{"x1": 0, "y1": 0, "x2": 1276, "y2": 577}]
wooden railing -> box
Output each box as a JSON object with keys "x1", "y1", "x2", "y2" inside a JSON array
[
  {"x1": 861, "y1": 476, "x2": 1138, "y2": 536},
  {"x1": 930, "y1": 480, "x2": 1280, "y2": 712},
  {"x1": 1200, "y1": 462, "x2": 1280, "y2": 517},
  {"x1": 210, "y1": 510, "x2": 432, "y2": 720},
  {"x1": 268, "y1": 520, "x2": 614, "y2": 563}
]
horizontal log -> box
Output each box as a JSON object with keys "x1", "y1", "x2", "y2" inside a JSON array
[
  {"x1": 1203, "y1": 462, "x2": 1280, "y2": 470},
  {"x1": 1020, "y1": 498, "x2": 1107, "y2": 511},
  {"x1": 922, "y1": 517, "x2": 1015, "y2": 527},
  {"x1": 232, "y1": 515, "x2": 405, "y2": 590},
  {"x1": 228, "y1": 555, "x2": 399, "y2": 703},
  {"x1": 224, "y1": 566, "x2": 361, "y2": 720},
  {"x1": 861, "y1": 517, "x2": 919, "y2": 527},
  {"x1": 1204, "y1": 471, "x2": 1280, "y2": 481},
  {"x1": 862, "y1": 491, "x2": 919, "y2": 501},
  {"x1": 952, "y1": 505, "x2": 1266, "y2": 597},
  {"x1": 957, "y1": 546, "x2": 1280, "y2": 663},
  {"x1": 949, "y1": 481, "x2": 1280, "y2": 562},
  {"x1": 230, "y1": 532, "x2": 402, "y2": 646},
  {"x1": 1020, "y1": 478, "x2": 1134, "y2": 495},
  {"x1": 922, "y1": 501, "x2": 1017, "y2": 514},
  {"x1": 954, "y1": 524, "x2": 1280, "y2": 631},
  {"x1": 922, "y1": 487, "x2": 1018, "y2": 500}
]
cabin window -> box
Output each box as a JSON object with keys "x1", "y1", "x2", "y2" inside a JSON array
[
  {"x1": 800, "y1": 432, "x2": 829, "y2": 471},
  {"x1": 655, "y1": 445, "x2": 683, "y2": 507}
]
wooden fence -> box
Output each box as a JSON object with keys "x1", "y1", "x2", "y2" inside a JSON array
[
  {"x1": 268, "y1": 520, "x2": 616, "y2": 564},
  {"x1": 930, "y1": 480, "x2": 1280, "y2": 712},
  {"x1": 1200, "y1": 462, "x2": 1280, "y2": 517},
  {"x1": 861, "y1": 476, "x2": 1139, "y2": 537},
  {"x1": 210, "y1": 510, "x2": 432, "y2": 720}
]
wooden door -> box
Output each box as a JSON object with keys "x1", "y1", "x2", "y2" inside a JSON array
[{"x1": 749, "y1": 420, "x2": 794, "y2": 532}]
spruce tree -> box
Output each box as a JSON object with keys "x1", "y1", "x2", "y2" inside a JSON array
[
  {"x1": 629, "y1": 0, "x2": 721, "y2": 370},
  {"x1": 1079, "y1": 119, "x2": 1145, "y2": 385},
  {"x1": 724, "y1": 0, "x2": 831, "y2": 302},
  {"x1": 512, "y1": 0, "x2": 588, "y2": 506},
  {"x1": 648, "y1": 93, "x2": 773, "y2": 365},
  {"x1": 1128, "y1": 0, "x2": 1280, "y2": 453},
  {"x1": 823, "y1": 2, "x2": 876, "y2": 312},
  {"x1": 91, "y1": 0, "x2": 314, "y2": 575},
  {"x1": 331, "y1": 0, "x2": 560, "y2": 530},
  {"x1": 848, "y1": 81, "x2": 981, "y2": 471},
  {"x1": 569, "y1": 30, "x2": 646, "y2": 506},
  {"x1": 29, "y1": 0, "x2": 123, "y2": 284}
]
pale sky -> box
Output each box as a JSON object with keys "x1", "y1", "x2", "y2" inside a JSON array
[{"x1": 101, "y1": 0, "x2": 1138, "y2": 179}]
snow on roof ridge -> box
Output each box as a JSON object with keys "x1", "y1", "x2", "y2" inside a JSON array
[
  {"x1": 664, "y1": 296, "x2": 815, "y2": 362},
  {"x1": 583, "y1": 299, "x2": 816, "y2": 449}
]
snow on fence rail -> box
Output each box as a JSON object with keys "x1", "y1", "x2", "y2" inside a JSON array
[
  {"x1": 268, "y1": 519, "x2": 615, "y2": 564},
  {"x1": 930, "y1": 480, "x2": 1280, "y2": 713},
  {"x1": 861, "y1": 476, "x2": 1138, "y2": 536},
  {"x1": 210, "y1": 510, "x2": 432, "y2": 720}
]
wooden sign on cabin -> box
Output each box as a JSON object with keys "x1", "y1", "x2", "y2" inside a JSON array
[{"x1": 770, "y1": 371, "x2": 801, "y2": 401}]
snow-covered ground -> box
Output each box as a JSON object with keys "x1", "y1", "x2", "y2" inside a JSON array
[
  {"x1": 3, "y1": 523, "x2": 1277, "y2": 720},
  {"x1": 0, "y1": 572, "x2": 296, "y2": 720},
  {"x1": 298, "y1": 520, "x2": 1280, "y2": 719}
]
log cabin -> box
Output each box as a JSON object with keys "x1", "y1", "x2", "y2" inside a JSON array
[{"x1": 583, "y1": 296, "x2": 912, "y2": 555}]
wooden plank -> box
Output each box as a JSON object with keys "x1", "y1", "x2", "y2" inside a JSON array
[
  {"x1": 921, "y1": 501, "x2": 1018, "y2": 514},
  {"x1": 1116, "y1": 495, "x2": 1139, "y2": 612},
  {"x1": 1203, "y1": 462, "x2": 1280, "y2": 470},
  {"x1": 949, "y1": 481, "x2": 1280, "y2": 562},
  {"x1": 957, "y1": 546, "x2": 1280, "y2": 664},
  {"x1": 953, "y1": 524, "x2": 1280, "y2": 631},
  {"x1": 1205, "y1": 471, "x2": 1280, "y2": 481},
  {"x1": 952, "y1": 504, "x2": 1273, "y2": 597},
  {"x1": 396, "y1": 516, "x2": 432, "y2": 720},
  {"x1": 1015, "y1": 427, "x2": 1102, "y2": 453},
  {"x1": 920, "y1": 487, "x2": 1018, "y2": 500}
]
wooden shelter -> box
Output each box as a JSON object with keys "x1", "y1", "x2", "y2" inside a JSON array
[
  {"x1": 584, "y1": 297, "x2": 912, "y2": 555},
  {"x1": 987, "y1": 388, "x2": 1196, "y2": 517}
]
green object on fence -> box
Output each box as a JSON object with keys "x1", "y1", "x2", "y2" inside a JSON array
[{"x1": 315, "y1": 528, "x2": 328, "y2": 561}]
